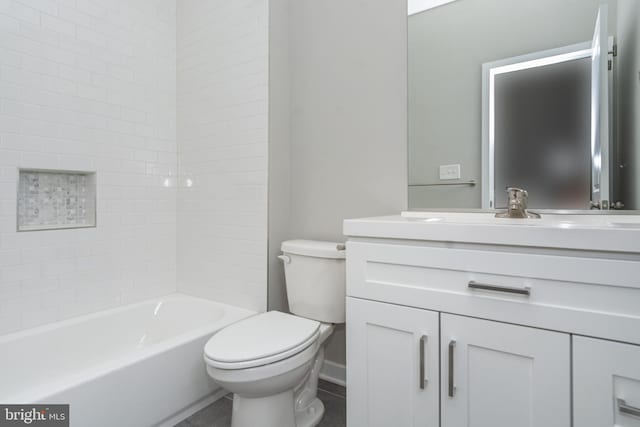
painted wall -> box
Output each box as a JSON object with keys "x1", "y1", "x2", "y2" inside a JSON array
[
  {"x1": 284, "y1": 0, "x2": 408, "y2": 366},
  {"x1": 618, "y1": 0, "x2": 640, "y2": 209},
  {"x1": 408, "y1": 0, "x2": 615, "y2": 209},
  {"x1": 0, "y1": 0, "x2": 177, "y2": 334},
  {"x1": 176, "y1": 0, "x2": 269, "y2": 312},
  {"x1": 267, "y1": 0, "x2": 291, "y2": 313}
]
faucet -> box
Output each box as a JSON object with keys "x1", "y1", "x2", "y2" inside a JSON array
[{"x1": 495, "y1": 187, "x2": 541, "y2": 219}]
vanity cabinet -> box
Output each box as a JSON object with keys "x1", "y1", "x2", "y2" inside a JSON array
[
  {"x1": 347, "y1": 298, "x2": 439, "y2": 427},
  {"x1": 573, "y1": 337, "x2": 640, "y2": 427},
  {"x1": 440, "y1": 314, "x2": 570, "y2": 427},
  {"x1": 347, "y1": 298, "x2": 570, "y2": 427},
  {"x1": 344, "y1": 218, "x2": 640, "y2": 427}
]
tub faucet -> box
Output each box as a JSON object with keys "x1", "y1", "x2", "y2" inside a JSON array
[{"x1": 495, "y1": 187, "x2": 541, "y2": 219}]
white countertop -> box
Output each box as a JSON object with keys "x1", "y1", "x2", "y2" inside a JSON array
[{"x1": 343, "y1": 211, "x2": 640, "y2": 253}]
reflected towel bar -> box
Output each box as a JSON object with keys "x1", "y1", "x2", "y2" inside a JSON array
[{"x1": 409, "y1": 180, "x2": 476, "y2": 187}]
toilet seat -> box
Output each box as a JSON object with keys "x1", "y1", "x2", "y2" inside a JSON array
[{"x1": 204, "y1": 311, "x2": 320, "y2": 370}]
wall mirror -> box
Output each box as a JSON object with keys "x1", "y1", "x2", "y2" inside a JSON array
[{"x1": 407, "y1": 0, "x2": 639, "y2": 211}]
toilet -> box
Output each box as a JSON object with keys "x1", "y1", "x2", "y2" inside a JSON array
[{"x1": 203, "y1": 240, "x2": 346, "y2": 427}]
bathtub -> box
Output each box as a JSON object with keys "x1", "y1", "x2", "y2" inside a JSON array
[{"x1": 0, "y1": 294, "x2": 255, "y2": 427}]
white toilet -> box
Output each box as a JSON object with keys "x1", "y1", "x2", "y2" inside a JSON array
[{"x1": 203, "y1": 240, "x2": 346, "y2": 427}]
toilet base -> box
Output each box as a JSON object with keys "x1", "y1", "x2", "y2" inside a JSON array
[
  {"x1": 232, "y1": 390, "x2": 296, "y2": 427},
  {"x1": 229, "y1": 393, "x2": 325, "y2": 427},
  {"x1": 295, "y1": 398, "x2": 324, "y2": 427},
  {"x1": 217, "y1": 324, "x2": 336, "y2": 427}
]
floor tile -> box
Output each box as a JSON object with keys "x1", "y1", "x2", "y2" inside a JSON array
[
  {"x1": 318, "y1": 379, "x2": 346, "y2": 398},
  {"x1": 175, "y1": 382, "x2": 346, "y2": 427},
  {"x1": 175, "y1": 395, "x2": 233, "y2": 427},
  {"x1": 317, "y1": 389, "x2": 346, "y2": 427}
]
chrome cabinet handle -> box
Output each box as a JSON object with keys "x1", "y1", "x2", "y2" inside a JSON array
[
  {"x1": 618, "y1": 398, "x2": 640, "y2": 418},
  {"x1": 448, "y1": 340, "x2": 456, "y2": 397},
  {"x1": 468, "y1": 281, "x2": 531, "y2": 296},
  {"x1": 419, "y1": 335, "x2": 428, "y2": 389}
]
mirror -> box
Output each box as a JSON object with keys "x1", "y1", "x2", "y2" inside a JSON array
[{"x1": 408, "y1": 0, "x2": 640, "y2": 211}]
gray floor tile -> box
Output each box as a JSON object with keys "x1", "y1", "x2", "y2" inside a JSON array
[
  {"x1": 175, "y1": 383, "x2": 345, "y2": 427},
  {"x1": 317, "y1": 389, "x2": 346, "y2": 427},
  {"x1": 176, "y1": 395, "x2": 233, "y2": 427},
  {"x1": 318, "y1": 379, "x2": 346, "y2": 398}
]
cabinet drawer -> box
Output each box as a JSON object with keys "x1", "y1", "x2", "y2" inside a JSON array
[
  {"x1": 346, "y1": 241, "x2": 640, "y2": 344},
  {"x1": 574, "y1": 337, "x2": 640, "y2": 427}
]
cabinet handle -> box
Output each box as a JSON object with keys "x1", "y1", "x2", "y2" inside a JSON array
[
  {"x1": 419, "y1": 335, "x2": 428, "y2": 389},
  {"x1": 618, "y1": 398, "x2": 640, "y2": 418},
  {"x1": 448, "y1": 340, "x2": 456, "y2": 397},
  {"x1": 468, "y1": 281, "x2": 531, "y2": 296}
]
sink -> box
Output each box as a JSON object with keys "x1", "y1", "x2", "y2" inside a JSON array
[
  {"x1": 343, "y1": 212, "x2": 640, "y2": 254},
  {"x1": 608, "y1": 222, "x2": 640, "y2": 229},
  {"x1": 401, "y1": 211, "x2": 640, "y2": 229}
]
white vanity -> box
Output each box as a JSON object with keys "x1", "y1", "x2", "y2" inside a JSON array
[{"x1": 344, "y1": 212, "x2": 640, "y2": 427}]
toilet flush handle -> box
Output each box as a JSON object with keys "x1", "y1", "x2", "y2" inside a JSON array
[{"x1": 277, "y1": 255, "x2": 291, "y2": 264}]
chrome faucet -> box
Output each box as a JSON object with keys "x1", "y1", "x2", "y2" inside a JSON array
[{"x1": 495, "y1": 187, "x2": 541, "y2": 219}]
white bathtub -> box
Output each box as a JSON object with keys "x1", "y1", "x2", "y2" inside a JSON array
[{"x1": 0, "y1": 293, "x2": 255, "y2": 427}]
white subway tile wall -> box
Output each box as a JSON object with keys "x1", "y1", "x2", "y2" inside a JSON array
[
  {"x1": 0, "y1": 0, "x2": 177, "y2": 334},
  {"x1": 176, "y1": 0, "x2": 269, "y2": 312}
]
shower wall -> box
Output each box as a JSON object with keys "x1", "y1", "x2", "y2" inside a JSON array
[
  {"x1": 0, "y1": 0, "x2": 177, "y2": 334},
  {"x1": 176, "y1": 0, "x2": 269, "y2": 312}
]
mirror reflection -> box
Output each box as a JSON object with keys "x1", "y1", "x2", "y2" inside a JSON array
[{"x1": 407, "y1": 0, "x2": 640, "y2": 211}]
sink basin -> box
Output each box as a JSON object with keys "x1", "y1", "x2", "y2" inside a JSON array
[
  {"x1": 608, "y1": 222, "x2": 640, "y2": 229},
  {"x1": 400, "y1": 211, "x2": 640, "y2": 229},
  {"x1": 344, "y1": 212, "x2": 640, "y2": 254}
]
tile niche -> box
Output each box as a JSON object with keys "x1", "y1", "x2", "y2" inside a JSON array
[{"x1": 17, "y1": 169, "x2": 96, "y2": 231}]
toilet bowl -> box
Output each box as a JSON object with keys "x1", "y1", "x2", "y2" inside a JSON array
[
  {"x1": 205, "y1": 311, "x2": 334, "y2": 427},
  {"x1": 203, "y1": 240, "x2": 345, "y2": 427}
]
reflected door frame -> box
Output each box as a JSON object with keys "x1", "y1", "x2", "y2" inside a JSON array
[{"x1": 481, "y1": 41, "x2": 593, "y2": 209}]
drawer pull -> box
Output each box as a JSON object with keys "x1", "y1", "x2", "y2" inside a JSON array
[
  {"x1": 448, "y1": 340, "x2": 456, "y2": 397},
  {"x1": 468, "y1": 281, "x2": 531, "y2": 296},
  {"x1": 618, "y1": 398, "x2": 640, "y2": 418},
  {"x1": 419, "y1": 335, "x2": 428, "y2": 389}
]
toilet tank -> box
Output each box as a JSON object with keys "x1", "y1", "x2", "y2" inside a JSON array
[{"x1": 280, "y1": 240, "x2": 346, "y2": 324}]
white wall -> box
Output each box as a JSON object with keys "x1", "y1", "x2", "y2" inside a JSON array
[
  {"x1": 176, "y1": 0, "x2": 269, "y2": 312},
  {"x1": 0, "y1": 0, "x2": 406, "y2": 373},
  {"x1": 618, "y1": 0, "x2": 640, "y2": 209},
  {"x1": 288, "y1": 0, "x2": 407, "y2": 244},
  {"x1": 267, "y1": 0, "x2": 291, "y2": 312},
  {"x1": 285, "y1": 0, "x2": 408, "y2": 365},
  {"x1": 0, "y1": 0, "x2": 177, "y2": 335}
]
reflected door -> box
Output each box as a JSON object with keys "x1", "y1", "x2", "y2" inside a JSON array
[
  {"x1": 590, "y1": 4, "x2": 611, "y2": 209},
  {"x1": 482, "y1": 42, "x2": 594, "y2": 209},
  {"x1": 493, "y1": 55, "x2": 592, "y2": 209}
]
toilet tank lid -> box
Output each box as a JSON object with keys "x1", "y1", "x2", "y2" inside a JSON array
[{"x1": 281, "y1": 240, "x2": 346, "y2": 259}]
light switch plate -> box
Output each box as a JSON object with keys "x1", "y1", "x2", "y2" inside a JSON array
[{"x1": 439, "y1": 164, "x2": 461, "y2": 180}]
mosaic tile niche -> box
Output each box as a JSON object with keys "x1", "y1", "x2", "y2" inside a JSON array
[{"x1": 17, "y1": 170, "x2": 96, "y2": 231}]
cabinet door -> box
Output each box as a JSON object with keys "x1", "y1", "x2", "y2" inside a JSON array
[
  {"x1": 346, "y1": 297, "x2": 439, "y2": 427},
  {"x1": 441, "y1": 314, "x2": 570, "y2": 427},
  {"x1": 574, "y1": 336, "x2": 640, "y2": 427}
]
